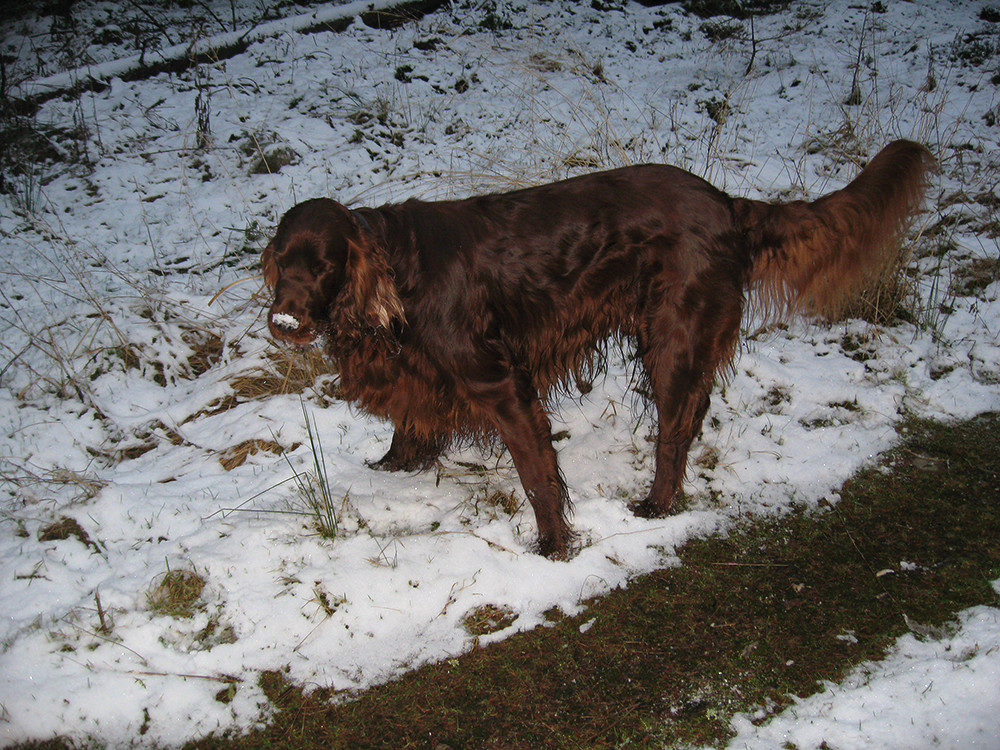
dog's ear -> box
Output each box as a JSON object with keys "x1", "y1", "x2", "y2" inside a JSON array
[
  {"x1": 261, "y1": 241, "x2": 278, "y2": 288},
  {"x1": 345, "y1": 235, "x2": 405, "y2": 331}
]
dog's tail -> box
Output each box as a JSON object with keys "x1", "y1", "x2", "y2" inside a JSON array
[{"x1": 735, "y1": 139, "x2": 935, "y2": 320}]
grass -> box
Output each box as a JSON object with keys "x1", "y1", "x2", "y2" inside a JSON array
[
  {"x1": 147, "y1": 568, "x2": 207, "y2": 619},
  {"x1": 293, "y1": 399, "x2": 339, "y2": 540},
  {"x1": 118, "y1": 411, "x2": 1000, "y2": 750}
]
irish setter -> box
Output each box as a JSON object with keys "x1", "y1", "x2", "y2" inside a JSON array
[{"x1": 263, "y1": 140, "x2": 932, "y2": 558}]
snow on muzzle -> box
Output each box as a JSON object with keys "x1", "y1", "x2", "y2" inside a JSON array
[{"x1": 268, "y1": 306, "x2": 319, "y2": 346}]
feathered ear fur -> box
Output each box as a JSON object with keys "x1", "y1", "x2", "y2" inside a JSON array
[
  {"x1": 261, "y1": 242, "x2": 278, "y2": 288},
  {"x1": 345, "y1": 235, "x2": 405, "y2": 331}
]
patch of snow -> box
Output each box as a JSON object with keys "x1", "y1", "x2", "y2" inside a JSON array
[{"x1": 270, "y1": 312, "x2": 300, "y2": 331}]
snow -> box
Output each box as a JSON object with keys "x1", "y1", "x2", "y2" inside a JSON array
[
  {"x1": 1, "y1": 1, "x2": 999, "y2": 748},
  {"x1": 729, "y1": 593, "x2": 1000, "y2": 750},
  {"x1": 269, "y1": 312, "x2": 300, "y2": 331}
]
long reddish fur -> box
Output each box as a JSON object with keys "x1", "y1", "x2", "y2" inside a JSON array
[{"x1": 263, "y1": 140, "x2": 933, "y2": 558}]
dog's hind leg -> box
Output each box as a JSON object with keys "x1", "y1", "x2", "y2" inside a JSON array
[{"x1": 632, "y1": 275, "x2": 743, "y2": 518}]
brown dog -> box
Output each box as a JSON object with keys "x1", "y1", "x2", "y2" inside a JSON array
[{"x1": 263, "y1": 141, "x2": 932, "y2": 558}]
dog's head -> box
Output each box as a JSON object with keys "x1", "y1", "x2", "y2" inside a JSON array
[{"x1": 262, "y1": 198, "x2": 403, "y2": 346}]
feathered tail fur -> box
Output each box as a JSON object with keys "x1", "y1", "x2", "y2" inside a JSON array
[{"x1": 735, "y1": 139, "x2": 935, "y2": 320}]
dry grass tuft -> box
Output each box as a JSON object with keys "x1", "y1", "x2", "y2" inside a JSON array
[
  {"x1": 480, "y1": 488, "x2": 521, "y2": 517},
  {"x1": 462, "y1": 604, "x2": 518, "y2": 637},
  {"x1": 181, "y1": 396, "x2": 240, "y2": 425},
  {"x1": 229, "y1": 348, "x2": 337, "y2": 401},
  {"x1": 147, "y1": 568, "x2": 207, "y2": 619},
  {"x1": 183, "y1": 328, "x2": 225, "y2": 378},
  {"x1": 832, "y1": 261, "x2": 918, "y2": 325},
  {"x1": 38, "y1": 516, "x2": 101, "y2": 553},
  {"x1": 219, "y1": 439, "x2": 288, "y2": 471}
]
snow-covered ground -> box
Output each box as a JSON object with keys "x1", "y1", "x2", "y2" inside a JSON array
[{"x1": 1, "y1": 1, "x2": 998, "y2": 747}]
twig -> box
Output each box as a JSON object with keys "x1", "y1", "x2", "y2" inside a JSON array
[
  {"x1": 61, "y1": 621, "x2": 149, "y2": 667},
  {"x1": 129, "y1": 670, "x2": 239, "y2": 683},
  {"x1": 744, "y1": 14, "x2": 757, "y2": 76},
  {"x1": 439, "y1": 572, "x2": 479, "y2": 617},
  {"x1": 208, "y1": 274, "x2": 263, "y2": 305},
  {"x1": 205, "y1": 473, "x2": 299, "y2": 518},
  {"x1": 94, "y1": 588, "x2": 111, "y2": 635}
]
